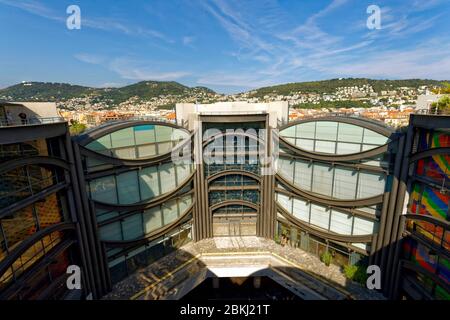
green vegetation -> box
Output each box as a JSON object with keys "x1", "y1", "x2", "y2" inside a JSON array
[
  {"x1": 431, "y1": 82, "x2": 450, "y2": 94},
  {"x1": 250, "y1": 78, "x2": 447, "y2": 97},
  {"x1": 431, "y1": 95, "x2": 450, "y2": 114},
  {"x1": 0, "y1": 82, "x2": 95, "y2": 101},
  {"x1": 293, "y1": 100, "x2": 374, "y2": 109},
  {"x1": 320, "y1": 250, "x2": 333, "y2": 266},
  {"x1": 0, "y1": 81, "x2": 216, "y2": 105},
  {"x1": 69, "y1": 120, "x2": 87, "y2": 136},
  {"x1": 343, "y1": 263, "x2": 368, "y2": 285}
]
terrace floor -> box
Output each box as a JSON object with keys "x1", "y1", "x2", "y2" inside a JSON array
[{"x1": 103, "y1": 236, "x2": 385, "y2": 300}]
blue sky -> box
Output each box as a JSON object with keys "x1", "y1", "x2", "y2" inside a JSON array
[{"x1": 0, "y1": 0, "x2": 449, "y2": 93}]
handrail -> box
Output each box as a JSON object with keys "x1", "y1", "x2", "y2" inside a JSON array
[{"x1": 0, "y1": 117, "x2": 65, "y2": 127}]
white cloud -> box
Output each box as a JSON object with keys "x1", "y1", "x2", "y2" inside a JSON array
[
  {"x1": 182, "y1": 36, "x2": 195, "y2": 46},
  {"x1": 74, "y1": 53, "x2": 105, "y2": 65},
  {"x1": 109, "y1": 58, "x2": 190, "y2": 81},
  {"x1": 0, "y1": 0, "x2": 173, "y2": 42}
]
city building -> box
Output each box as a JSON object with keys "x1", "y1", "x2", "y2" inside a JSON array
[
  {"x1": 0, "y1": 101, "x2": 448, "y2": 300},
  {"x1": 0, "y1": 101, "x2": 89, "y2": 299}
]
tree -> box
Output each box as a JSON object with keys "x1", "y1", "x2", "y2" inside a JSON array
[
  {"x1": 432, "y1": 82, "x2": 450, "y2": 94},
  {"x1": 69, "y1": 120, "x2": 87, "y2": 135},
  {"x1": 431, "y1": 95, "x2": 450, "y2": 114}
]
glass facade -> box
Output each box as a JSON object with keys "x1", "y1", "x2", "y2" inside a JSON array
[
  {"x1": 85, "y1": 124, "x2": 189, "y2": 160},
  {"x1": 280, "y1": 121, "x2": 389, "y2": 154},
  {"x1": 88, "y1": 163, "x2": 193, "y2": 204},
  {"x1": 3, "y1": 113, "x2": 447, "y2": 300},
  {"x1": 80, "y1": 122, "x2": 196, "y2": 288},
  {"x1": 0, "y1": 133, "x2": 79, "y2": 300},
  {"x1": 276, "y1": 120, "x2": 389, "y2": 257},
  {"x1": 203, "y1": 122, "x2": 264, "y2": 237}
]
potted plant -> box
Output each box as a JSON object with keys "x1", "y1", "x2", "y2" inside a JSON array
[{"x1": 320, "y1": 250, "x2": 333, "y2": 266}]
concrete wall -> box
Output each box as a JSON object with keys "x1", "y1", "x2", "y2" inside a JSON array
[
  {"x1": 5, "y1": 102, "x2": 58, "y2": 120},
  {"x1": 176, "y1": 101, "x2": 289, "y2": 129}
]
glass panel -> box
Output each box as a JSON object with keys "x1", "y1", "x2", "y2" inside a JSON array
[
  {"x1": 315, "y1": 140, "x2": 335, "y2": 153},
  {"x1": 86, "y1": 134, "x2": 112, "y2": 154},
  {"x1": 113, "y1": 147, "x2": 136, "y2": 159},
  {"x1": 116, "y1": 171, "x2": 140, "y2": 204},
  {"x1": 1, "y1": 207, "x2": 37, "y2": 251},
  {"x1": 111, "y1": 127, "x2": 135, "y2": 148},
  {"x1": 277, "y1": 193, "x2": 292, "y2": 212},
  {"x1": 353, "y1": 217, "x2": 375, "y2": 235},
  {"x1": 90, "y1": 176, "x2": 117, "y2": 203},
  {"x1": 297, "y1": 122, "x2": 315, "y2": 139},
  {"x1": 159, "y1": 163, "x2": 176, "y2": 194},
  {"x1": 292, "y1": 198, "x2": 310, "y2": 222},
  {"x1": 296, "y1": 138, "x2": 314, "y2": 151},
  {"x1": 137, "y1": 145, "x2": 156, "y2": 158},
  {"x1": 143, "y1": 206, "x2": 162, "y2": 233},
  {"x1": 363, "y1": 129, "x2": 388, "y2": 145},
  {"x1": 337, "y1": 123, "x2": 363, "y2": 143},
  {"x1": 121, "y1": 214, "x2": 143, "y2": 240},
  {"x1": 157, "y1": 142, "x2": 172, "y2": 155},
  {"x1": 311, "y1": 163, "x2": 333, "y2": 196},
  {"x1": 293, "y1": 160, "x2": 312, "y2": 191},
  {"x1": 329, "y1": 210, "x2": 353, "y2": 235},
  {"x1": 99, "y1": 222, "x2": 122, "y2": 241},
  {"x1": 155, "y1": 126, "x2": 173, "y2": 142},
  {"x1": 34, "y1": 193, "x2": 63, "y2": 228},
  {"x1": 95, "y1": 209, "x2": 119, "y2": 223},
  {"x1": 134, "y1": 125, "x2": 156, "y2": 145},
  {"x1": 336, "y1": 142, "x2": 361, "y2": 154},
  {"x1": 281, "y1": 126, "x2": 296, "y2": 137},
  {"x1": 277, "y1": 157, "x2": 294, "y2": 179},
  {"x1": 333, "y1": 167, "x2": 357, "y2": 199},
  {"x1": 176, "y1": 164, "x2": 191, "y2": 184},
  {"x1": 178, "y1": 195, "x2": 193, "y2": 214},
  {"x1": 163, "y1": 201, "x2": 178, "y2": 225},
  {"x1": 139, "y1": 166, "x2": 160, "y2": 200},
  {"x1": 316, "y1": 122, "x2": 337, "y2": 140},
  {"x1": 357, "y1": 172, "x2": 385, "y2": 198},
  {"x1": 310, "y1": 204, "x2": 330, "y2": 230}
]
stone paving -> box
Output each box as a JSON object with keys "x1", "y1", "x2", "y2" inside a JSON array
[{"x1": 103, "y1": 236, "x2": 385, "y2": 300}]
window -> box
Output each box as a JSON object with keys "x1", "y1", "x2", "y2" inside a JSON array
[
  {"x1": 333, "y1": 167, "x2": 357, "y2": 199},
  {"x1": 90, "y1": 176, "x2": 117, "y2": 203},
  {"x1": 139, "y1": 166, "x2": 160, "y2": 200},
  {"x1": 329, "y1": 210, "x2": 353, "y2": 235},
  {"x1": 357, "y1": 172, "x2": 385, "y2": 198},
  {"x1": 309, "y1": 204, "x2": 330, "y2": 230},
  {"x1": 122, "y1": 214, "x2": 144, "y2": 240},
  {"x1": 311, "y1": 163, "x2": 333, "y2": 196},
  {"x1": 117, "y1": 171, "x2": 140, "y2": 204},
  {"x1": 159, "y1": 163, "x2": 176, "y2": 194},
  {"x1": 143, "y1": 207, "x2": 162, "y2": 233},
  {"x1": 292, "y1": 198, "x2": 310, "y2": 222}
]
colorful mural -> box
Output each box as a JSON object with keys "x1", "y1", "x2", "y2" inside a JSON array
[
  {"x1": 403, "y1": 238, "x2": 450, "y2": 299},
  {"x1": 410, "y1": 184, "x2": 449, "y2": 221}
]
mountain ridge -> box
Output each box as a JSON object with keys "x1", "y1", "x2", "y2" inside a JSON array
[{"x1": 0, "y1": 78, "x2": 446, "y2": 105}]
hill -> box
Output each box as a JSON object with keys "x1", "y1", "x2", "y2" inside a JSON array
[
  {"x1": 0, "y1": 81, "x2": 216, "y2": 105},
  {"x1": 250, "y1": 78, "x2": 446, "y2": 97}
]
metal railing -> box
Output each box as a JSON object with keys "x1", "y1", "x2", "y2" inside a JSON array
[{"x1": 0, "y1": 117, "x2": 65, "y2": 128}]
